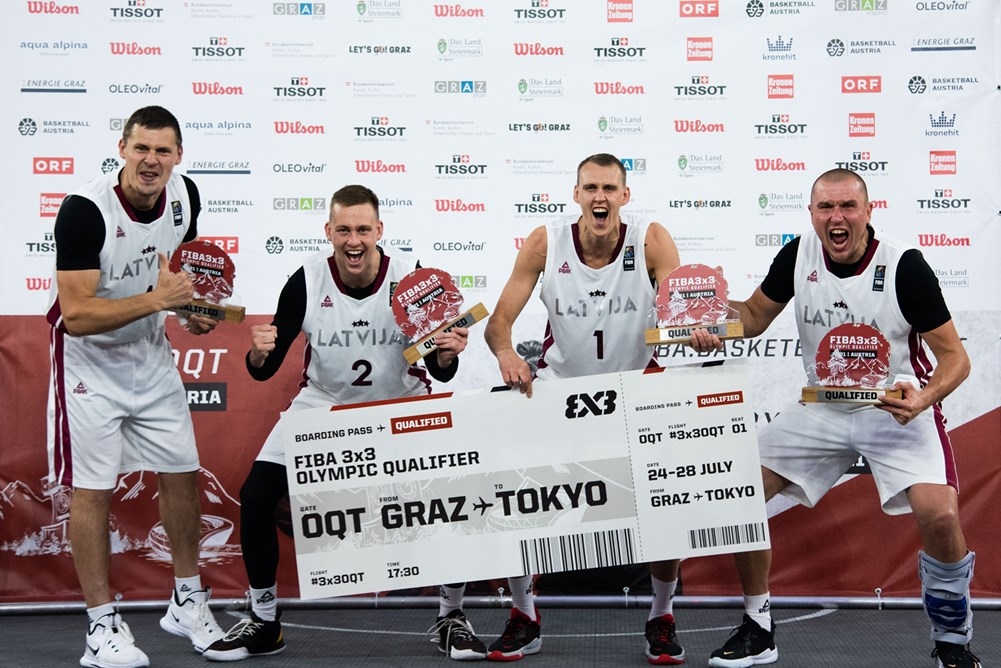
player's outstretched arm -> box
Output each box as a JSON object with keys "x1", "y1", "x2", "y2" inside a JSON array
[
  {"x1": 485, "y1": 226, "x2": 547, "y2": 397},
  {"x1": 644, "y1": 222, "x2": 681, "y2": 287},
  {"x1": 689, "y1": 286, "x2": 787, "y2": 352}
]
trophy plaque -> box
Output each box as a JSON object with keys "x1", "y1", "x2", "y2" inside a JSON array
[
  {"x1": 801, "y1": 322, "x2": 903, "y2": 403},
  {"x1": 391, "y1": 267, "x2": 488, "y2": 364},
  {"x1": 168, "y1": 240, "x2": 246, "y2": 323},
  {"x1": 645, "y1": 263, "x2": 743, "y2": 345}
]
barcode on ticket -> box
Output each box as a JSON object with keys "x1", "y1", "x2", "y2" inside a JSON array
[
  {"x1": 688, "y1": 522, "x2": 767, "y2": 550},
  {"x1": 519, "y1": 529, "x2": 636, "y2": 574}
]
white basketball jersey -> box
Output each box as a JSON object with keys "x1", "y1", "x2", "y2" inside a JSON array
[
  {"x1": 794, "y1": 230, "x2": 934, "y2": 388},
  {"x1": 47, "y1": 170, "x2": 193, "y2": 345},
  {"x1": 537, "y1": 215, "x2": 655, "y2": 380},
  {"x1": 300, "y1": 252, "x2": 429, "y2": 403}
]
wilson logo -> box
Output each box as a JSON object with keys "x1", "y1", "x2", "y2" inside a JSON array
[
  {"x1": 513, "y1": 42, "x2": 564, "y2": 56},
  {"x1": 917, "y1": 234, "x2": 970, "y2": 247},
  {"x1": 594, "y1": 81, "x2": 645, "y2": 94},
  {"x1": 192, "y1": 82, "x2": 244, "y2": 95},
  {"x1": 565, "y1": 391, "x2": 617, "y2": 419},
  {"x1": 26, "y1": 277, "x2": 52, "y2": 291},
  {"x1": 754, "y1": 158, "x2": 806, "y2": 171},
  {"x1": 674, "y1": 119, "x2": 724, "y2": 133},
  {"x1": 27, "y1": 1, "x2": 79, "y2": 13},
  {"x1": 109, "y1": 42, "x2": 162, "y2": 56},
  {"x1": 274, "y1": 121, "x2": 325, "y2": 134},
  {"x1": 355, "y1": 160, "x2": 406, "y2": 173},
  {"x1": 433, "y1": 4, "x2": 485, "y2": 17},
  {"x1": 434, "y1": 199, "x2": 486, "y2": 212}
]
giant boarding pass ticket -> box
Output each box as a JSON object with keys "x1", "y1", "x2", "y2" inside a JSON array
[{"x1": 281, "y1": 359, "x2": 769, "y2": 599}]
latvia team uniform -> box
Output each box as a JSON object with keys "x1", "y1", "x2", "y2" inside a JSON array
[
  {"x1": 536, "y1": 215, "x2": 656, "y2": 379},
  {"x1": 47, "y1": 170, "x2": 197, "y2": 490},
  {"x1": 759, "y1": 229, "x2": 957, "y2": 515},
  {"x1": 254, "y1": 252, "x2": 431, "y2": 464}
]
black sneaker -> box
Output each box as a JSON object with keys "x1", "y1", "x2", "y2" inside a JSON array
[
  {"x1": 708, "y1": 614, "x2": 777, "y2": 667},
  {"x1": 203, "y1": 612, "x2": 285, "y2": 662},
  {"x1": 429, "y1": 610, "x2": 487, "y2": 661},
  {"x1": 487, "y1": 609, "x2": 541, "y2": 661},
  {"x1": 933, "y1": 641, "x2": 982, "y2": 668},
  {"x1": 644, "y1": 614, "x2": 685, "y2": 665}
]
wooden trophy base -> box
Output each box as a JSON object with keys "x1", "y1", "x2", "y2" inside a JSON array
[
  {"x1": 403, "y1": 303, "x2": 489, "y2": 364},
  {"x1": 175, "y1": 299, "x2": 246, "y2": 323},
  {"x1": 645, "y1": 320, "x2": 743, "y2": 346},
  {"x1": 801, "y1": 386, "x2": 903, "y2": 404}
]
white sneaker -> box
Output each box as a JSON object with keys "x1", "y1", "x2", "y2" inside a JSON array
[
  {"x1": 80, "y1": 613, "x2": 149, "y2": 668},
  {"x1": 159, "y1": 587, "x2": 224, "y2": 653}
]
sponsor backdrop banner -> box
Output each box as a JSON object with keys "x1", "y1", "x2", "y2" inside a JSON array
[{"x1": 1, "y1": 1, "x2": 999, "y2": 602}]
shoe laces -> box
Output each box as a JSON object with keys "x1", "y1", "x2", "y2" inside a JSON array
[
  {"x1": 650, "y1": 617, "x2": 677, "y2": 643},
  {"x1": 428, "y1": 613, "x2": 476, "y2": 643},
  {"x1": 222, "y1": 616, "x2": 263, "y2": 642},
  {"x1": 500, "y1": 614, "x2": 531, "y2": 640}
]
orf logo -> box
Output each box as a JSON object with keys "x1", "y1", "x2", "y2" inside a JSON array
[
  {"x1": 679, "y1": 1, "x2": 718, "y2": 16},
  {"x1": 841, "y1": 76, "x2": 882, "y2": 93},
  {"x1": 33, "y1": 157, "x2": 74, "y2": 174}
]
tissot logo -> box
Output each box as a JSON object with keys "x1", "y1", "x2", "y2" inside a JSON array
[
  {"x1": 110, "y1": 1, "x2": 164, "y2": 19},
  {"x1": 754, "y1": 113, "x2": 807, "y2": 136},
  {"x1": 679, "y1": 1, "x2": 719, "y2": 16},
  {"x1": 274, "y1": 76, "x2": 326, "y2": 98},
  {"x1": 25, "y1": 231, "x2": 57, "y2": 255},
  {"x1": 435, "y1": 154, "x2": 487, "y2": 176},
  {"x1": 687, "y1": 36, "x2": 712, "y2": 60},
  {"x1": 192, "y1": 82, "x2": 244, "y2": 95},
  {"x1": 834, "y1": 151, "x2": 888, "y2": 172},
  {"x1": 513, "y1": 2, "x2": 567, "y2": 20},
  {"x1": 433, "y1": 4, "x2": 485, "y2": 17},
  {"x1": 841, "y1": 76, "x2": 881, "y2": 93},
  {"x1": 274, "y1": 2, "x2": 326, "y2": 15},
  {"x1": 354, "y1": 116, "x2": 407, "y2": 138},
  {"x1": 33, "y1": 157, "x2": 74, "y2": 174},
  {"x1": 594, "y1": 37, "x2": 646, "y2": 59},
  {"x1": 917, "y1": 188, "x2": 970, "y2": 211},
  {"x1": 515, "y1": 193, "x2": 568, "y2": 214},
  {"x1": 110, "y1": 42, "x2": 162, "y2": 56},
  {"x1": 674, "y1": 75, "x2": 727, "y2": 97},
  {"x1": 26, "y1": 1, "x2": 80, "y2": 14},
  {"x1": 929, "y1": 150, "x2": 956, "y2": 175},
  {"x1": 192, "y1": 37, "x2": 245, "y2": 58}
]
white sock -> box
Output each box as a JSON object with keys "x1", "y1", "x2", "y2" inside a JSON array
[
  {"x1": 648, "y1": 577, "x2": 678, "y2": 620},
  {"x1": 87, "y1": 603, "x2": 116, "y2": 629},
  {"x1": 175, "y1": 575, "x2": 204, "y2": 603},
  {"x1": 439, "y1": 584, "x2": 466, "y2": 617},
  {"x1": 250, "y1": 585, "x2": 278, "y2": 622},
  {"x1": 508, "y1": 575, "x2": 536, "y2": 621},
  {"x1": 744, "y1": 593, "x2": 772, "y2": 630}
]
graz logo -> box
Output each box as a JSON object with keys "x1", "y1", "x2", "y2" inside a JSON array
[{"x1": 565, "y1": 390, "x2": 617, "y2": 419}]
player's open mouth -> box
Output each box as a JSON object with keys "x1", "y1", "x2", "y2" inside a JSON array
[
  {"x1": 829, "y1": 229, "x2": 848, "y2": 249},
  {"x1": 593, "y1": 207, "x2": 609, "y2": 220}
]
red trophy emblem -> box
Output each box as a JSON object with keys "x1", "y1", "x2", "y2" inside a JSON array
[
  {"x1": 645, "y1": 263, "x2": 743, "y2": 345},
  {"x1": 801, "y1": 323, "x2": 902, "y2": 403},
  {"x1": 168, "y1": 240, "x2": 246, "y2": 323},
  {"x1": 391, "y1": 267, "x2": 488, "y2": 364}
]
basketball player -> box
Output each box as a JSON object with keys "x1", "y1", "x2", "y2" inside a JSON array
[
  {"x1": 47, "y1": 105, "x2": 224, "y2": 668},
  {"x1": 691, "y1": 168, "x2": 979, "y2": 668},
  {"x1": 484, "y1": 154, "x2": 688, "y2": 664},
  {"x1": 203, "y1": 185, "x2": 484, "y2": 662}
]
